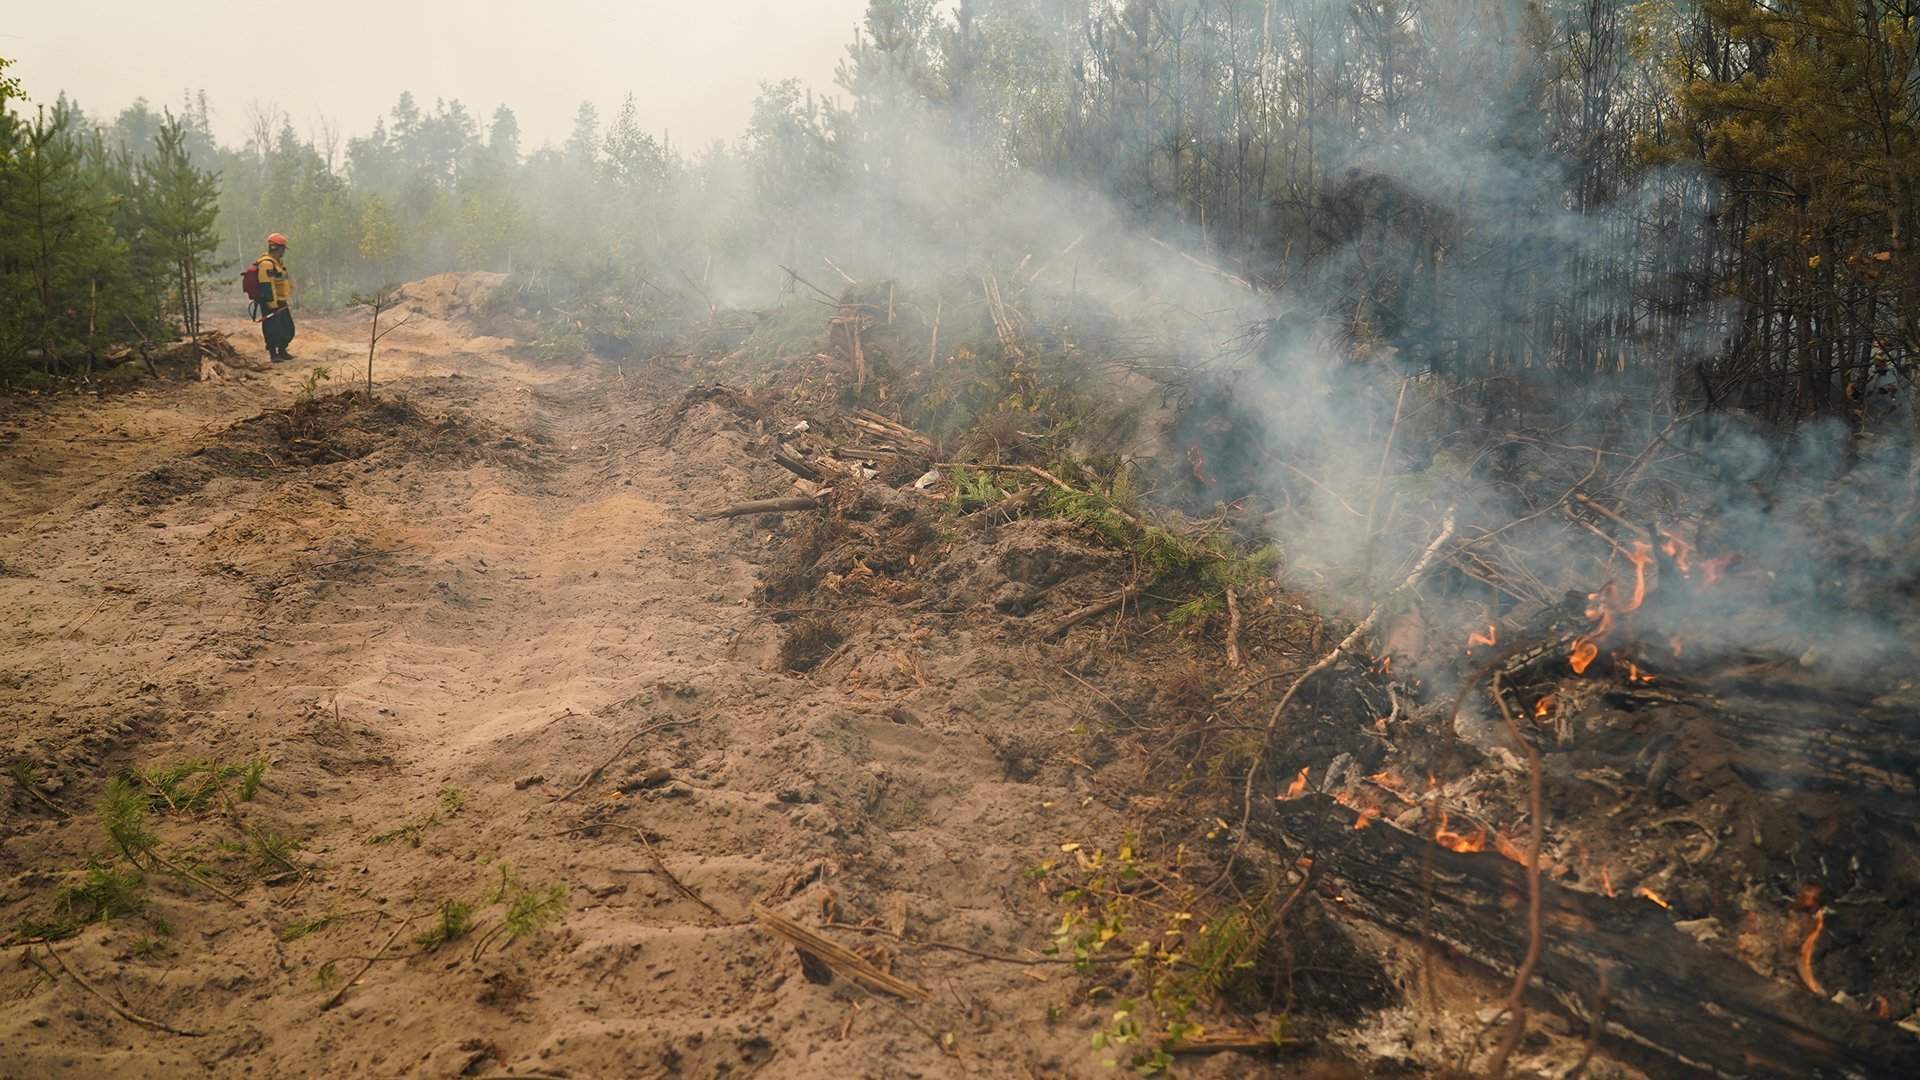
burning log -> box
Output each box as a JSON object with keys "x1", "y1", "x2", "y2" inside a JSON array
[{"x1": 1254, "y1": 796, "x2": 1920, "y2": 1078}]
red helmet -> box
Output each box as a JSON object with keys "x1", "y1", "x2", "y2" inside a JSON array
[{"x1": 266, "y1": 232, "x2": 288, "y2": 247}]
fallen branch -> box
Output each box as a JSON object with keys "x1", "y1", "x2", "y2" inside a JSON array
[
  {"x1": 141, "y1": 846, "x2": 245, "y2": 906},
  {"x1": 752, "y1": 904, "x2": 930, "y2": 1000},
  {"x1": 696, "y1": 497, "x2": 820, "y2": 522},
  {"x1": 777, "y1": 263, "x2": 840, "y2": 304},
  {"x1": 773, "y1": 451, "x2": 823, "y2": 484},
  {"x1": 563, "y1": 821, "x2": 725, "y2": 921},
  {"x1": 321, "y1": 916, "x2": 413, "y2": 1011},
  {"x1": 32, "y1": 943, "x2": 205, "y2": 1037},
  {"x1": 556, "y1": 717, "x2": 699, "y2": 803},
  {"x1": 1145, "y1": 236, "x2": 1255, "y2": 291},
  {"x1": 1170, "y1": 1031, "x2": 1290, "y2": 1055},
  {"x1": 1042, "y1": 587, "x2": 1139, "y2": 640}
]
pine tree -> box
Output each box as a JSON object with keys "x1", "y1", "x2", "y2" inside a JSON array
[
  {"x1": 137, "y1": 113, "x2": 223, "y2": 340},
  {"x1": 0, "y1": 101, "x2": 127, "y2": 375}
]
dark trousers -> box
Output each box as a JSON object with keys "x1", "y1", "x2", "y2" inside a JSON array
[{"x1": 261, "y1": 307, "x2": 296, "y2": 352}]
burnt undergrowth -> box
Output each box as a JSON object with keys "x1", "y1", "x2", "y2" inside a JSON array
[{"x1": 652, "y1": 272, "x2": 1920, "y2": 1074}]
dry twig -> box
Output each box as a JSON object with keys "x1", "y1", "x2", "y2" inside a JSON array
[
  {"x1": 556, "y1": 717, "x2": 698, "y2": 803},
  {"x1": 321, "y1": 916, "x2": 413, "y2": 1011},
  {"x1": 752, "y1": 904, "x2": 930, "y2": 1000},
  {"x1": 31, "y1": 943, "x2": 205, "y2": 1037},
  {"x1": 1224, "y1": 587, "x2": 1245, "y2": 670}
]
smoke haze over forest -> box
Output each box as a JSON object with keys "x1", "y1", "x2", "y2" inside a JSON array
[{"x1": 4, "y1": 0, "x2": 864, "y2": 150}]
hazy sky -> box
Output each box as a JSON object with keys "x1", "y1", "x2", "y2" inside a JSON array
[{"x1": 4, "y1": 0, "x2": 866, "y2": 151}]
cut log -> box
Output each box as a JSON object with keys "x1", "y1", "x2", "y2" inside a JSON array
[
  {"x1": 696, "y1": 497, "x2": 820, "y2": 521},
  {"x1": 1256, "y1": 795, "x2": 1920, "y2": 1079},
  {"x1": 773, "y1": 450, "x2": 824, "y2": 484}
]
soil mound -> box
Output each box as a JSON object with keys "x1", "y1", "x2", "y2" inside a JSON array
[
  {"x1": 395, "y1": 272, "x2": 507, "y2": 322},
  {"x1": 187, "y1": 386, "x2": 539, "y2": 483}
]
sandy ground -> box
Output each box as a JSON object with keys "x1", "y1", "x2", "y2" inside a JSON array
[{"x1": 0, "y1": 302, "x2": 1143, "y2": 1077}]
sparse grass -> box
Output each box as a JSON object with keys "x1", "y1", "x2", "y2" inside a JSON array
[
  {"x1": 11, "y1": 758, "x2": 287, "y2": 946},
  {"x1": 10, "y1": 864, "x2": 151, "y2": 943},
  {"x1": 1030, "y1": 472, "x2": 1279, "y2": 609},
  {"x1": 296, "y1": 365, "x2": 331, "y2": 404},
  {"x1": 465, "y1": 862, "x2": 570, "y2": 960},
  {"x1": 368, "y1": 786, "x2": 466, "y2": 847},
  {"x1": 134, "y1": 758, "x2": 268, "y2": 813},
  {"x1": 413, "y1": 898, "x2": 476, "y2": 951},
  {"x1": 944, "y1": 465, "x2": 1009, "y2": 513}
]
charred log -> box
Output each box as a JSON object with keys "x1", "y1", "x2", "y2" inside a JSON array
[{"x1": 1256, "y1": 795, "x2": 1920, "y2": 1079}]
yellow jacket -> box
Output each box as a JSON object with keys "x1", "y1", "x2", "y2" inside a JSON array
[{"x1": 255, "y1": 253, "x2": 293, "y2": 309}]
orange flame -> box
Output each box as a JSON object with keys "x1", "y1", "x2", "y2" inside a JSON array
[
  {"x1": 1434, "y1": 810, "x2": 1487, "y2": 854},
  {"x1": 1600, "y1": 867, "x2": 1615, "y2": 898},
  {"x1": 1626, "y1": 541, "x2": 1654, "y2": 611},
  {"x1": 1534, "y1": 695, "x2": 1555, "y2": 719},
  {"x1": 1570, "y1": 639, "x2": 1599, "y2": 675},
  {"x1": 1280, "y1": 766, "x2": 1310, "y2": 800},
  {"x1": 1584, "y1": 587, "x2": 1618, "y2": 639},
  {"x1": 1798, "y1": 909, "x2": 1827, "y2": 996},
  {"x1": 1625, "y1": 660, "x2": 1655, "y2": 684},
  {"x1": 1700, "y1": 555, "x2": 1733, "y2": 585},
  {"x1": 1659, "y1": 527, "x2": 1695, "y2": 575},
  {"x1": 1467, "y1": 624, "x2": 1498, "y2": 649},
  {"x1": 1634, "y1": 885, "x2": 1670, "y2": 909},
  {"x1": 1353, "y1": 803, "x2": 1380, "y2": 830}
]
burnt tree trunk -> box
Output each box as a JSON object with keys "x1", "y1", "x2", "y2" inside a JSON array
[{"x1": 1256, "y1": 795, "x2": 1920, "y2": 1079}]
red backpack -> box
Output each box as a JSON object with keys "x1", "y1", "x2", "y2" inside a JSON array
[{"x1": 240, "y1": 264, "x2": 260, "y2": 298}]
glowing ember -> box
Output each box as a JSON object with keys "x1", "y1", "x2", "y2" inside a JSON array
[
  {"x1": 1279, "y1": 766, "x2": 1310, "y2": 800},
  {"x1": 1533, "y1": 695, "x2": 1555, "y2": 719},
  {"x1": 1633, "y1": 885, "x2": 1670, "y2": 909},
  {"x1": 1433, "y1": 810, "x2": 1487, "y2": 854},
  {"x1": 1794, "y1": 884, "x2": 1823, "y2": 912},
  {"x1": 1600, "y1": 867, "x2": 1615, "y2": 898},
  {"x1": 1798, "y1": 909, "x2": 1827, "y2": 995},
  {"x1": 1467, "y1": 624, "x2": 1498, "y2": 649},
  {"x1": 1353, "y1": 803, "x2": 1380, "y2": 830},
  {"x1": 1625, "y1": 660, "x2": 1655, "y2": 683},
  {"x1": 1570, "y1": 638, "x2": 1600, "y2": 675}
]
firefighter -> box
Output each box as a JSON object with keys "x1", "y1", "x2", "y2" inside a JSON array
[{"x1": 254, "y1": 233, "x2": 296, "y2": 362}]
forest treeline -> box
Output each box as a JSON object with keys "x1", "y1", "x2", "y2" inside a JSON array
[{"x1": 4, "y1": 1, "x2": 1918, "y2": 424}]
